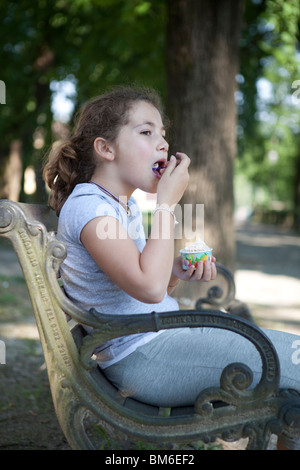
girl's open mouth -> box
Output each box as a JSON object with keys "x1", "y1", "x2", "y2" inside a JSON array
[{"x1": 152, "y1": 161, "x2": 167, "y2": 178}]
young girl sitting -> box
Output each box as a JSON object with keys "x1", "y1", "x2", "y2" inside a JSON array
[{"x1": 43, "y1": 86, "x2": 300, "y2": 447}]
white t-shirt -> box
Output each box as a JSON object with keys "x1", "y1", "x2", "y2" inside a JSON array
[{"x1": 57, "y1": 183, "x2": 179, "y2": 368}]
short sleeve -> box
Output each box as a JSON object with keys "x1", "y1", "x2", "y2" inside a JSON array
[{"x1": 58, "y1": 185, "x2": 128, "y2": 244}]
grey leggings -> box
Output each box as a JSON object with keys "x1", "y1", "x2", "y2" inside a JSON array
[{"x1": 103, "y1": 327, "x2": 300, "y2": 408}]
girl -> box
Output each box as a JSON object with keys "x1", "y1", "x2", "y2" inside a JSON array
[{"x1": 43, "y1": 87, "x2": 300, "y2": 448}]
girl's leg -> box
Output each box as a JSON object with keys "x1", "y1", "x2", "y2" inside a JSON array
[{"x1": 103, "y1": 327, "x2": 300, "y2": 408}]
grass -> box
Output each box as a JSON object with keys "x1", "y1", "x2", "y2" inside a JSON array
[
  {"x1": 87, "y1": 424, "x2": 223, "y2": 450},
  {"x1": 0, "y1": 274, "x2": 32, "y2": 322}
]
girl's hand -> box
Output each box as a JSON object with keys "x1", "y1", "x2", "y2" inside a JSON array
[
  {"x1": 157, "y1": 152, "x2": 190, "y2": 207},
  {"x1": 172, "y1": 256, "x2": 217, "y2": 282}
]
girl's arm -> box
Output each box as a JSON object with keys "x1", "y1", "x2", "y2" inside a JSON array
[
  {"x1": 81, "y1": 154, "x2": 190, "y2": 303},
  {"x1": 81, "y1": 211, "x2": 175, "y2": 303}
]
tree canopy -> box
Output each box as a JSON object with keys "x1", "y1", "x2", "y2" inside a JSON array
[
  {"x1": 237, "y1": 0, "x2": 300, "y2": 223},
  {"x1": 1, "y1": 0, "x2": 300, "y2": 232},
  {"x1": 0, "y1": 0, "x2": 166, "y2": 199}
]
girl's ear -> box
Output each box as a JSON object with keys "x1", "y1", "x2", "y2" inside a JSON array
[{"x1": 94, "y1": 137, "x2": 115, "y2": 161}]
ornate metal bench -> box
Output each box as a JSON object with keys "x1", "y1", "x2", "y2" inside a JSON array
[{"x1": 0, "y1": 199, "x2": 300, "y2": 450}]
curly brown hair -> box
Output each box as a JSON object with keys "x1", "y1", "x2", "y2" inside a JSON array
[{"x1": 43, "y1": 86, "x2": 164, "y2": 215}]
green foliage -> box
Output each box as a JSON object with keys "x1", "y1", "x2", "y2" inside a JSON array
[
  {"x1": 0, "y1": 0, "x2": 166, "y2": 189},
  {"x1": 237, "y1": 0, "x2": 300, "y2": 212},
  {"x1": 1, "y1": 0, "x2": 300, "y2": 213}
]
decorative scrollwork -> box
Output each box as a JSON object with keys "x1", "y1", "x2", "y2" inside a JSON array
[
  {"x1": 0, "y1": 201, "x2": 16, "y2": 232},
  {"x1": 51, "y1": 242, "x2": 67, "y2": 260},
  {"x1": 46, "y1": 234, "x2": 67, "y2": 274},
  {"x1": 80, "y1": 308, "x2": 281, "y2": 412},
  {"x1": 195, "y1": 262, "x2": 236, "y2": 309},
  {"x1": 220, "y1": 362, "x2": 254, "y2": 396},
  {"x1": 207, "y1": 285, "x2": 223, "y2": 301},
  {"x1": 27, "y1": 223, "x2": 41, "y2": 237},
  {"x1": 278, "y1": 389, "x2": 300, "y2": 441}
]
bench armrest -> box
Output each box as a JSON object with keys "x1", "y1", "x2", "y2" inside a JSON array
[{"x1": 79, "y1": 308, "x2": 280, "y2": 403}]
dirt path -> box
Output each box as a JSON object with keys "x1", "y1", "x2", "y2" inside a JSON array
[
  {"x1": 0, "y1": 222, "x2": 300, "y2": 450},
  {"x1": 235, "y1": 222, "x2": 300, "y2": 336}
]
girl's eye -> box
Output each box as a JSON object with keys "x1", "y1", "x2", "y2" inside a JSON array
[{"x1": 141, "y1": 130, "x2": 151, "y2": 136}]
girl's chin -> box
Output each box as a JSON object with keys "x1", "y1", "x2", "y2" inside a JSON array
[
  {"x1": 150, "y1": 179, "x2": 160, "y2": 193},
  {"x1": 133, "y1": 173, "x2": 160, "y2": 194},
  {"x1": 138, "y1": 182, "x2": 158, "y2": 195}
]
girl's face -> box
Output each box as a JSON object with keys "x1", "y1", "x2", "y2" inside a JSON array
[{"x1": 112, "y1": 100, "x2": 169, "y2": 194}]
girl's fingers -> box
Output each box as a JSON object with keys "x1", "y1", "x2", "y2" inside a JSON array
[
  {"x1": 211, "y1": 260, "x2": 217, "y2": 280},
  {"x1": 164, "y1": 155, "x2": 177, "y2": 172},
  {"x1": 164, "y1": 153, "x2": 190, "y2": 175},
  {"x1": 182, "y1": 262, "x2": 203, "y2": 281},
  {"x1": 184, "y1": 260, "x2": 216, "y2": 282},
  {"x1": 174, "y1": 152, "x2": 191, "y2": 171},
  {"x1": 201, "y1": 261, "x2": 212, "y2": 281}
]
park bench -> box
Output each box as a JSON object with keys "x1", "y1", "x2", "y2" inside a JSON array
[{"x1": 0, "y1": 198, "x2": 300, "y2": 450}]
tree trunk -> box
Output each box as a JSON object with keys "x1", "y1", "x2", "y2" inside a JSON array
[
  {"x1": 166, "y1": 0, "x2": 244, "y2": 280},
  {"x1": 1, "y1": 140, "x2": 23, "y2": 202}
]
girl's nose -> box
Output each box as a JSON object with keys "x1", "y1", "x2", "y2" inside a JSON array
[{"x1": 158, "y1": 136, "x2": 169, "y2": 152}]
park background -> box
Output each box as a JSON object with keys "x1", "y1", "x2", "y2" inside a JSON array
[{"x1": 0, "y1": 0, "x2": 300, "y2": 450}]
